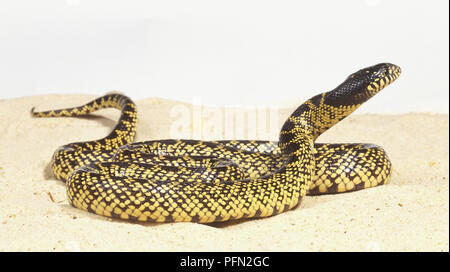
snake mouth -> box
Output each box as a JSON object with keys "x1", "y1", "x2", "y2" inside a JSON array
[
  {"x1": 364, "y1": 63, "x2": 401, "y2": 94},
  {"x1": 375, "y1": 63, "x2": 401, "y2": 83},
  {"x1": 387, "y1": 63, "x2": 402, "y2": 79}
]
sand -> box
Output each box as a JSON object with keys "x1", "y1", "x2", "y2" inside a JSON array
[{"x1": 0, "y1": 94, "x2": 448, "y2": 252}]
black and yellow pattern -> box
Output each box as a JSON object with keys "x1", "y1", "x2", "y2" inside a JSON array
[{"x1": 32, "y1": 63, "x2": 401, "y2": 223}]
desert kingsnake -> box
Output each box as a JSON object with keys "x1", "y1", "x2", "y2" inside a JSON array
[{"x1": 31, "y1": 63, "x2": 401, "y2": 223}]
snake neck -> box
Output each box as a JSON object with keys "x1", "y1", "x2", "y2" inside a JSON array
[
  {"x1": 274, "y1": 63, "x2": 401, "y2": 200},
  {"x1": 278, "y1": 63, "x2": 401, "y2": 154}
]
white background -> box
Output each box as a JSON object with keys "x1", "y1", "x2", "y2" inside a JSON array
[{"x1": 0, "y1": 0, "x2": 448, "y2": 113}]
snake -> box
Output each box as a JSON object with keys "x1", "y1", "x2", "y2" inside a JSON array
[{"x1": 31, "y1": 63, "x2": 401, "y2": 223}]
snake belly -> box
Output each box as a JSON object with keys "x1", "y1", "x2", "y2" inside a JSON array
[{"x1": 31, "y1": 63, "x2": 401, "y2": 223}]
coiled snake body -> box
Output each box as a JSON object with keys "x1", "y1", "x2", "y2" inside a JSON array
[{"x1": 32, "y1": 63, "x2": 401, "y2": 223}]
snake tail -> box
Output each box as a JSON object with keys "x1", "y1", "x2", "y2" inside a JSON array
[{"x1": 31, "y1": 93, "x2": 137, "y2": 181}]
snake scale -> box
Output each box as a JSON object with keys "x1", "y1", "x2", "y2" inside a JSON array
[{"x1": 31, "y1": 63, "x2": 401, "y2": 223}]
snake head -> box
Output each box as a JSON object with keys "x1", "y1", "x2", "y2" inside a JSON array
[
  {"x1": 326, "y1": 63, "x2": 402, "y2": 106},
  {"x1": 351, "y1": 62, "x2": 401, "y2": 92}
]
